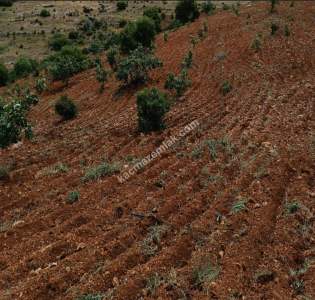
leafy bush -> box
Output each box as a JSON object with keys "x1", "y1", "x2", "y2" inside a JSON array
[
  {"x1": 106, "y1": 46, "x2": 120, "y2": 70},
  {"x1": 82, "y1": 161, "x2": 120, "y2": 182},
  {"x1": 271, "y1": 23, "x2": 279, "y2": 35},
  {"x1": 116, "y1": 46, "x2": 162, "y2": 85},
  {"x1": 35, "y1": 77, "x2": 47, "y2": 94},
  {"x1": 202, "y1": 0, "x2": 215, "y2": 14},
  {"x1": 119, "y1": 19, "x2": 127, "y2": 28},
  {"x1": 117, "y1": 0, "x2": 128, "y2": 11},
  {"x1": 49, "y1": 33, "x2": 71, "y2": 51},
  {"x1": 46, "y1": 46, "x2": 90, "y2": 83},
  {"x1": 0, "y1": 0, "x2": 13, "y2": 7},
  {"x1": 0, "y1": 90, "x2": 38, "y2": 148},
  {"x1": 120, "y1": 17, "x2": 156, "y2": 53},
  {"x1": 0, "y1": 63, "x2": 9, "y2": 86},
  {"x1": 284, "y1": 25, "x2": 290, "y2": 37},
  {"x1": 88, "y1": 39, "x2": 103, "y2": 54},
  {"x1": 220, "y1": 80, "x2": 232, "y2": 95},
  {"x1": 137, "y1": 88, "x2": 170, "y2": 133},
  {"x1": 67, "y1": 191, "x2": 80, "y2": 204},
  {"x1": 68, "y1": 30, "x2": 80, "y2": 40},
  {"x1": 96, "y1": 62, "x2": 108, "y2": 93},
  {"x1": 143, "y1": 6, "x2": 162, "y2": 32},
  {"x1": 13, "y1": 57, "x2": 38, "y2": 78},
  {"x1": 175, "y1": 0, "x2": 200, "y2": 24},
  {"x1": 251, "y1": 34, "x2": 262, "y2": 52},
  {"x1": 0, "y1": 165, "x2": 10, "y2": 181},
  {"x1": 40, "y1": 9, "x2": 50, "y2": 17},
  {"x1": 181, "y1": 50, "x2": 193, "y2": 69},
  {"x1": 102, "y1": 31, "x2": 121, "y2": 50},
  {"x1": 120, "y1": 22, "x2": 138, "y2": 53},
  {"x1": 165, "y1": 69, "x2": 191, "y2": 97},
  {"x1": 55, "y1": 95, "x2": 77, "y2": 120}
]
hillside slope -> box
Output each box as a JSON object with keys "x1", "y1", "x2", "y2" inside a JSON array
[{"x1": 0, "y1": 2, "x2": 315, "y2": 299}]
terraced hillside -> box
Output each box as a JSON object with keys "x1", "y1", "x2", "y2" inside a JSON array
[{"x1": 0, "y1": 1, "x2": 315, "y2": 299}]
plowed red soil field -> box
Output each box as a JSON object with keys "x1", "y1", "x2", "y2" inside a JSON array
[{"x1": 1, "y1": 2, "x2": 315, "y2": 299}]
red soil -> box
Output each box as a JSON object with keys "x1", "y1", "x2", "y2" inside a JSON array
[{"x1": 0, "y1": 2, "x2": 315, "y2": 299}]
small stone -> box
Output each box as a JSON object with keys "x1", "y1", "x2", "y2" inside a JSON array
[
  {"x1": 219, "y1": 250, "x2": 224, "y2": 258},
  {"x1": 112, "y1": 277, "x2": 119, "y2": 286}
]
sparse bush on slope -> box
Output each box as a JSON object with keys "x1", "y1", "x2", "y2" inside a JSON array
[
  {"x1": 0, "y1": 90, "x2": 38, "y2": 148},
  {"x1": 137, "y1": 88, "x2": 170, "y2": 133},
  {"x1": 165, "y1": 69, "x2": 191, "y2": 97},
  {"x1": 175, "y1": 0, "x2": 200, "y2": 24},
  {"x1": 120, "y1": 16, "x2": 156, "y2": 53},
  {"x1": 116, "y1": 46, "x2": 162, "y2": 85},
  {"x1": 49, "y1": 33, "x2": 71, "y2": 51},
  {"x1": 46, "y1": 46, "x2": 90, "y2": 83},
  {"x1": 143, "y1": 6, "x2": 162, "y2": 32},
  {"x1": 117, "y1": 0, "x2": 128, "y2": 11},
  {"x1": 55, "y1": 95, "x2": 77, "y2": 120},
  {"x1": 0, "y1": 63, "x2": 9, "y2": 86},
  {"x1": 13, "y1": 57, "x2": 38, "y2": 79}
]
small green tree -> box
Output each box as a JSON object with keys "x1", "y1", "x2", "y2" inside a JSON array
[
  {"x1": 270, "y1": 0, "x2": 278, "y2": 13},
  {"x1": 120, "y1": 17, "x2": 156, "y2": 53},
  {"x1": 96, "y1": 62, "x2": 108, "y2": 93},
  {"x1": 117, "y1": 0, "x2": 128, "y2": 11},
  {"x1": 35, "y1": 77, "x2": 47, "y2": 94},
  {"x1": 165, "y1": 69, "x2": 191, "y2": 97},
  {"x1": 13, "y1": 57, "x2": 38, "y2": 78},
  {"x1": 116, "y1": 46, "x2": 162, "y2": 85},
  {"x1": 181, "y1": 50, "x2": 193, "y2": 69},
  {"x1": 271, "y1": 23, "x2": 279, "y2": 35},
  {"x1": 55, "y1": 95, "x2": 77, "y2": 120},
  {"x1": 106, "y1": 46, "x2": 120, "y2": 70},
  {"x1": 175, "y1": 0, "x2": 200, "y2": 24},
  {"x1": 0, "y1": 90, "x2": 39, "y2": 148},
  {"x1": 40, "y1": 8, "x2": 50, "y2": 17},
  {"x1": 49, "y1": 33, "x2": 71, "y2": 51},
  {"x1": 0, "y1": 63, "x2": 9, "y2": 86},
  {"x1": 143, "y1": 6, "x2": 162, "y2": 32},
  {"x1": 202, "y1": 0, "x2": 215, "y2": 15},
  {"x1": 46, "y1": 46, "x2": 90, "y2": 84},
  {"x1": 137, "y1": 88, "x2": 170, "y2": 133}
]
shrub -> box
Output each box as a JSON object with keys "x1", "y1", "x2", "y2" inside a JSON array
[
  {"x1": 96, "y1": 63, "x2": 108, "y2": 93},
  {"x1": 13, "y1": 57, "x2": 38, "y2": 78},
  {"x1": 137, "y1": 88, "x2": 170, "y2": 133},
  {"x1": 46, "y1": 46, "x2": 90, "y2": 83},
  {"x1": 68, "y1": 30, "x2": 80, "y2": 40},
  {"x1": 40, "y1": 9, "x2": 50, "y2": 17},
  {"x1": 116, "y1": 46, "x2": 162, "y2": 85},
  {"x1": 67, "y1": 191, "x2": 80, "y2": 204},
  {"x1": 175, "y1": 0, "x2": 199, "y2": 24},
  {"x1": 201, "y1": 0, "x2": 215, "y2": 15},
  {"x1": 117, "y1": 0, "x2": 128, "y2": 11},
  {"x1": 0, "y1": 0, "x2": 13, "y2": 7},
  {"x1": 106, "y1": 46, "x2": 120, "y2": 70},
  {"x1": 102, "y1": 31, "x2": 121, "y2": 50},
  {"x1": 284, "y1": 25, "x2": 290, "y2": 37},
  {"x1": 222, "y1": 3, "x2": 230, "y2": 10},
  {"x1": 35, "y1": 77, "x2": 47, "y2": 94},
  {"x1": 120, "y1": 22, "x2": 138, "y2": 53},
  {"x1": 270, "y1": 0, "x2": 277, "y2": 13},
  {"x1": 0, "y1": 63, "x2": 9, "y2": 86},
  {"x1": 0, "y1": 90, "x2": 39, "y2": 148},
  {"x1": 143, "y1": 6, "x2": 162, "y2": 32},
  {"x1": 120, "y1": 17, "x2": 156, "y2": 53},
  {"x1": 88, "y1": 39, "x2": 103, "y2": 54},
  {"x1": 251, "y1": 34, "x2": 262, "y2": 52},
  {"x1": 271, "y1": 23, "x2": 279, "y2": 35},
  {"x1": 165, "y1": 69, "x2": 191, "y2": 97},
  {"x1": 119, "y1": 19, "x2": 127, "y2": 28},
  {"x1": 0, "y1": 165, "x2": 10, "y2": 181},
  {"x1": 49, "y1": 33, "x2": 71, "y2": 51},
  {"x1": 133, "y1": 16, "x2": 156, "y2": 48},
  {"x1": 220, "y1": 80, "x2": 232, "y2": 95},
  {"x1": 181, "y1": 50, "x2": 193, "y2": 69},
  {"x1": 55, "y1": 95, "x2": 77, "y2": 120},
  {"x1": 82, "y1": 162, "x2": 120, "y2": 182}
]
